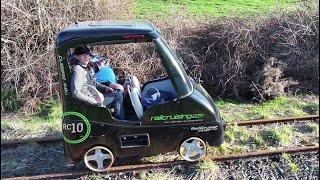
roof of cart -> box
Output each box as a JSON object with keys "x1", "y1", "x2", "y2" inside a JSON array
[{"x1": 56, "y1": 21, "x2": 161, "y2": 47}]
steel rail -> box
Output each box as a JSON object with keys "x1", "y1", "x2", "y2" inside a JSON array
[
  {"x1": 1, "y1": 136, "x2": 62, "y2": 148},
  {"x1": 3, "y1": 145, "x2": 319, "y2": 180},
  {"x1": 1, "y1": 115, "x2": 318, "y2": 148},
  {"x1": 228, "y1": 115, "x2": 319, "y2": 127}
]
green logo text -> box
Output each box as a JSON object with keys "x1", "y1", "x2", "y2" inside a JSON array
[{"x1": 151, "y1": 113, "x2": 204, "y2": 121}]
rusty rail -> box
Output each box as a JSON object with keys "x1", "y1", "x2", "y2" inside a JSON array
[
  {"x1": 1, "y1": 115, "x2": 318, "y2": 148},
  {"x1": 4, "y1": 145, "x2": 319, "y2": 180},
  {"x1": 1, "y1": 136, "x2": 62, "y2": 148},
  {"x1": 228, "y1": 115, "x2": 319, "y2": 126}
]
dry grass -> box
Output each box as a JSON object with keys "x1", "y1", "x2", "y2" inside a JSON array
[
  {"x1": 1, "y1": 0, "x2": 319, "y2": 114},
  {"x1": 170, "y1": 3, "x2": 319, "y2": 101},
  {"x1": 207, "y1": 122, "x2": 319, "y2": 156},
  {"x1": 1, "y1": 0, "x2": 133, "y2": 113}
]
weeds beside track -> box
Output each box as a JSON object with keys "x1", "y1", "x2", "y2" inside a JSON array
[
  {"x1": 2, "y1": 115, "x2": 318, "y2": 148},
  {"x1": 1, "y1": 115, "x2": 318, "y2": 179},
  {"x1": 3, "y1": 146, "x2": 318, "y2": 180}
]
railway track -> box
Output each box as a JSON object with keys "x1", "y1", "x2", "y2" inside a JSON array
[
  {"x1": 2, "y1": 115, "x2": 319, "y2": 179},
  {"x1": 1, "y1": 136, "x2": 62, "y2": 148},
  {"x1": 227, "y1": 114, "x2": 319, "y2": 126},
  {"x1": 2, "y1": 115, "x2": 318, "y2": 148},
  {"x1": 3, "y1": 145, "x2": 319, "y2": 180}
]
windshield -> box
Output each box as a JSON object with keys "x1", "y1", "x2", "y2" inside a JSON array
[{"x1": 154, "y1": 37, "x2": 193, "y2": 97}]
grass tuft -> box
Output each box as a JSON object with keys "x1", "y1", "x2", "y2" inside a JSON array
[
  {"x1": 196, "y1": 159, "x2": 217, "y2": 171},
  {"x1": 251, "y1": 135, "x2": 265, "y2": 147},
  {"x1": 192, "y1": 158, "x2": 220, "y2": 180},
  {"x1": 282, "y1": 153, "x2": 299, "y2": 173},
  {"x1": 306, "y1": 122, "x2": 319, "y2": 135},
  {"x1": 141, "y1": 152, "x2": 180, "y2": 163},
  {"x1": 260, "y1": 125, "x2": 293, "y2": 146},
  {"x1": 225, "y1": 125, "x2": 250, "y2": 144},
  {"x1": 139, "y1": 169, "x2": 183, "y2": 180},
  {"x1": 207, "y1": 143, "x2": 250, "y2": 156},
  {"x1": 84, "y1": 174, "x2": 104, "y2": 180},
  {"x1": 140, "y1": 171, "x2": 169, "y2": 180}
]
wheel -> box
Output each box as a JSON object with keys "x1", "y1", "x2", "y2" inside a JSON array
[
  {"x1": 83, "y1": 146, "x2": 114, "y2": 172},
  {"x1": 179, "y1": 137, "x2": 206, "y2": 161}
]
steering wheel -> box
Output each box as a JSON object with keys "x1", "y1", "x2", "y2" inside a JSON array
[
  {"x1": 127, "y1": 75, "x2": 141, "y2": 96},
  {"x1": 127, "y1": 85, "x2": 143, "y2": 120}
]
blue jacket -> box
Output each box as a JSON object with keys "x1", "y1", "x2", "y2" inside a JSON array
[{"x1": 95, "y1": 66, "x2": 116, "y2": 84}]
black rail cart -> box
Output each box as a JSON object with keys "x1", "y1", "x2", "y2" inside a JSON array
[{"x1": 55, "y1": 21, "x2": 226, "y2": 172}]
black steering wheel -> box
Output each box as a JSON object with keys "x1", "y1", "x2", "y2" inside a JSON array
[{"x1": 127, "y1": 85, "x2": 143, "y2": 120}]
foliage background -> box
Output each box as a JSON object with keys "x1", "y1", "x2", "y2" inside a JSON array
[{"x1": 1, "y1": 0, "x2": 319, "y2": 114}]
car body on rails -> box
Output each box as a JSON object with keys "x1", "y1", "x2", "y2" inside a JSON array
[{"x1": 55, "y1": 21, "x2": 226, "y2": 172}]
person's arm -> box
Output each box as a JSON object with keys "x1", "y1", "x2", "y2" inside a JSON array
[
  {"x1": 71, "y1": 66, "x2": 98, "y2": 105},
  {"x1": 95, "y1": 81, "x2": 114, "y2": 93},
  {"x1": 109, "y1": 83, "x2": 124, "y2": 92}
]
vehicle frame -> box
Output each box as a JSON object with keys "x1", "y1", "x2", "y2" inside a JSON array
[{"x1": 55, "y1": 21, "x2": 226, "y2": 172}]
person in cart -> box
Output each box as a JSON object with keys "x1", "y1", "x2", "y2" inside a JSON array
[
  {"x1": 71, "y1": 46, "x2": 124, "y2": 119},
  {"x1": 90, "y1": 55, "x2": 126, "y2": 92},
  {"x1": 91, "y1": 54, "x2": 141, "y2": 95}
]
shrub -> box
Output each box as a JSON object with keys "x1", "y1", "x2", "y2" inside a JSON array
[{"x1": 1, "y1": 0, "x2": 318, "y2": 114}]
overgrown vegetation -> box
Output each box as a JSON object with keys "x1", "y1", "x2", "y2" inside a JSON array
[
  {"x1": 139, "y1": 120, "x2": 318, "y2": 161},
  {"x1": 215, "y1": 94, "x2": 319, "y2": 122},
  {"x1": 1, "y1": 0, "x2": 318, "y2": 114},
  {"x1": 1, "y1": 88, "x2": 21, "y2": 112},
  {"x1": 1, "y1": 101, "x2": 62, "y2": 141},
  {"x1": 1, "y1": 94, "x2": 318, "y2": 141},
  {"x1": 1, "y1": 0, "x2": 133, "y2": 114},
  {"x1": 207, "y1": 121, "x2": 318, "y2": 156}
]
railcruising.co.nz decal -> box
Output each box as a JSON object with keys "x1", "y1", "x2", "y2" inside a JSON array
[{"x1": 151, "y1": 113, "x2": 204, "y2": 123}]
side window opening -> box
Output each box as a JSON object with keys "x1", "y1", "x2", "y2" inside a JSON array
[{"x1": 67, "y1": 42, "x2": 178, "y2": 121}]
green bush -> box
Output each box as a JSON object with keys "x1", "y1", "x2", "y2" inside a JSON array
[
  {"x1": 38, "y1": 100, "x2": 62, "y2": 121},
  {"x1": 1, "y1": 88, "x2": 22, "y2": 112}
]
